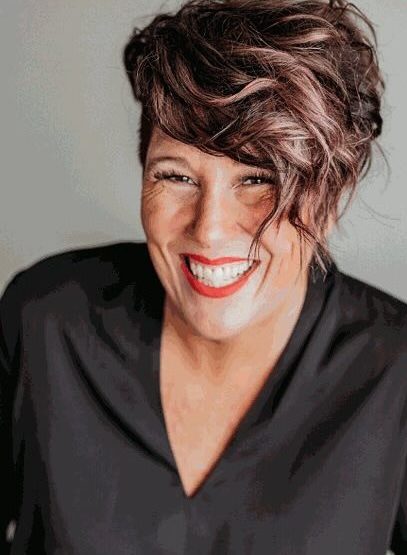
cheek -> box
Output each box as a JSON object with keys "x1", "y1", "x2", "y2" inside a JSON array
[
  {"x1": 141, "y1": 186, "x2": 185, "y2": 239},
  {"x1": 239, "y1": 192, "x2": 284, "y2": 238},
  {"x1": 262, "y1": 221, "x2": 302, "y2": 258}
]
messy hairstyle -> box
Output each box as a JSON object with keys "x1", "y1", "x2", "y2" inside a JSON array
[{"x1": 123, "y1": 0, "x2": 385, "y2": 276}]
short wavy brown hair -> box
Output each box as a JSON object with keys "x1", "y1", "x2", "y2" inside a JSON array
[{"x1": 123, "y1": 0, "x2": 385, "y2": 276}]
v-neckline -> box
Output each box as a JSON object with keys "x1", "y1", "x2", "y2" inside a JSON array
[
  {"x1": 66, "y1": 242, "x2": 336, "y2": 501},
  {"x1": 149, "y1": 253, "x2": 337, "y2": 500}
]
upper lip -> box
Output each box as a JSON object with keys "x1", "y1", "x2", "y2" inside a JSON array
[{"x1": 182, "y1": 253, "x2": 255, "y2": 266}]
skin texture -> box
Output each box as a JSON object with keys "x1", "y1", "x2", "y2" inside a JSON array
[
  {"x1": 141, "y1": 126, "x2": 335, "y2": 377},
  {"x1": 141, "y1": 126, "x2": 335, "y2": 496}
]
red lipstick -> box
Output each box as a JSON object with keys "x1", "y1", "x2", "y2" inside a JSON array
[
  {"x1": 180, "y1": 256, "x2": 259, "y2": 298},
  {"x1": 183, "y1": 253, "x2": 250, "y2": 266}
]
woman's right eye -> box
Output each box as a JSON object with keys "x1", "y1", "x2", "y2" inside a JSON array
[{"x1": 153, "y1": 171, "x2": 195, "y2": 185}]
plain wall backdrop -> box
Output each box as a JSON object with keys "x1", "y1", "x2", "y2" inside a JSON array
[{"x1": 1, "y1": 0, "x2": 406, "y2": 307}]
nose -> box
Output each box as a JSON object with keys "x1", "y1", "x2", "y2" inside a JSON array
[{"x1": 187, "y1": 188, "x2": 238, "y2": 247}]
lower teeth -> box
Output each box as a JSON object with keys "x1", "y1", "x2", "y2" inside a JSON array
[{"x1": 192, "y1": 271, "x2": 249, "y2": 288}]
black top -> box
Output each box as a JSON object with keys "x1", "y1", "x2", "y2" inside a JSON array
[{"x1": 1, "y1": 241, "x2": 407, "y2": 555}]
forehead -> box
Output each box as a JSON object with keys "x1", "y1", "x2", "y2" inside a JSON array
[
  {"x1": 148, "y1": 126, "x2": 179, "y2": 148},
  {"x1": 147, "y1": 127, "x2": 212, "y2": 159},
  {"x1": 145, "y1": 126, "x2": 254, "y2": 172}
]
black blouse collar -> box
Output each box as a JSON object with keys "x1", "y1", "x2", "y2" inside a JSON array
[{"x1": 68, "y1": 243, "x2": 338, "y2": 481}]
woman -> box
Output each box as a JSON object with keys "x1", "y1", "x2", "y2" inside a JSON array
[{"x1": 1, "y1": 0, "x2": 406, "y2": 553}]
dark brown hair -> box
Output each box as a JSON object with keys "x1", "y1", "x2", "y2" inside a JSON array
[{"x1": 123, "y1": 0, "x2": 385, "y2": 276}]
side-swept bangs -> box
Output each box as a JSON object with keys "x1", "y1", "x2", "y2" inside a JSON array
[{"x1": 123, "y1": 0, "x2": 385, "y2": 276}]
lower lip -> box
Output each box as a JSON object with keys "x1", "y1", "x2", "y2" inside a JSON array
[{"x1": 180, "y1": 257, "x2": 259, "y2": 298}]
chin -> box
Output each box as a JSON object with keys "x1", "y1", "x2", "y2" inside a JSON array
[{"x1": 186, "y1": 314, "x2": 248, "y2": 343}]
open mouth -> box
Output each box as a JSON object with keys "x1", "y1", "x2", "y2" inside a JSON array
[{"x1": 181, "y1": 254, "x2": 259, "y2": 292}]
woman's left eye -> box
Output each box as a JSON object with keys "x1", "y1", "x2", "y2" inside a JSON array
[{"x1": 243, "y1": 175, "x2": 275, "y2": 186}]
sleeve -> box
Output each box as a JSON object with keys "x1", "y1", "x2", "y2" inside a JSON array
[
  {"x1": 390, "y1": 466, "x2": 407, "y2": 554},
  {"x1": 0, "y1": 271, "x2": 24, "y2": 553}
]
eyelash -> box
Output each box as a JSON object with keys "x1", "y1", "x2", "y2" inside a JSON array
[{"x1": 152, "y1": 169, "x2": 276, "y2": 186}]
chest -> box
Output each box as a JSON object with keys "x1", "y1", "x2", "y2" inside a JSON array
[
  {"x1": 160, "y1": 379, "x2": 242, "y2": 497},
  {"x1": 159, "y1": 336, "x2": 274, "y2": 498}
]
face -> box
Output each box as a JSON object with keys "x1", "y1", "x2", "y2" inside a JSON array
[{"x1": 141, "y1": 126, "x2": 318, "y2": 342}]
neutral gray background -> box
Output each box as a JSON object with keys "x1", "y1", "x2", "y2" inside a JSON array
[{"x1": 0, "y1": 0, "x2": 406, "y2": 308}]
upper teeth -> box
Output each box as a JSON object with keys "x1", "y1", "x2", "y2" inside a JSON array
[{"x1": 188, "y1": 257, "x2": 254, "y2": 285}]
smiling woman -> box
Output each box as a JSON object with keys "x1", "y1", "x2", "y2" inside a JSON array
[
  {"x1": 0, "y1": 0, "x2": 406, "y2": 554},
  {"x1": 141, "y1": 126, "x2": 312, "y2": 344},
  {"x1": 124, "y1": 0, "x2": 384, "y2": 276}
]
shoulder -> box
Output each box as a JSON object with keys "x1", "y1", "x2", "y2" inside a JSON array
[
  {"x1": 1, "y1": 241, "x2": 148, "y2": 297},
  {"x1": 0, "y1": 241, "x2": 162, "y2": 322},
  {"x1": 335, "y1": 268, "x2": 407, "y2": 328},
  {"x1": 330, "y1": 266, "x2": 407, "y2": 355}
]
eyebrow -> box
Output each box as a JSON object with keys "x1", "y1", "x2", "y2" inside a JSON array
[
  {"x1": 145, "y1": 156, "x2": 192, "y2": 174},
  {"x1": 144, "y1": 154, "x2": 275, "y2": 175}
]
